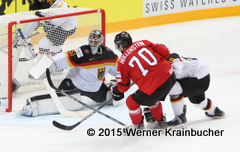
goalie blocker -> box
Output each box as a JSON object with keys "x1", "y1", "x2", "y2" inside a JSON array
[{"x1": 28, "y1": 54, "x2": 56, "y2": 80}]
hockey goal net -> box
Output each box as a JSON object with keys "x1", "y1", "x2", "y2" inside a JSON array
[{"x1": 0, "y1": 8, "x2": 105, "y2": 112}]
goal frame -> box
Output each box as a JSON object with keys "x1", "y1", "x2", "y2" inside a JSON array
[{"x1": 6, "y1": 9, "x2": 106, "y2": 112}]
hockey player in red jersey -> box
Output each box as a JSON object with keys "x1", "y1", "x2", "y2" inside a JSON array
[{"x1": 112, "y1": 31, "x2": 176, "y2": 129}]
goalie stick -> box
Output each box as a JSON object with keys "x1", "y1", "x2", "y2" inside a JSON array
[
  {"x1": 53, "y1": 82, "x2": 118, "y2": 130},
  {"x1": 52, "y1": 96, "x2": 113, "y2": 130},
  {"x1": 46, "y1": 68, "x2": 128, "y2": 129},
  {"x1": 43, "y1": 78, "x2": 88, "y2": 118}
]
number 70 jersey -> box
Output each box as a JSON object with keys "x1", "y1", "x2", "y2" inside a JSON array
[{"x1": 116, "y1": 40, "x2": 173, "y2": 95}]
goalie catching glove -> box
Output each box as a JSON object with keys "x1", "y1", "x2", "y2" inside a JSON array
[{"x1": 112, "y1": 86, "x2": 124, "y2": 101}]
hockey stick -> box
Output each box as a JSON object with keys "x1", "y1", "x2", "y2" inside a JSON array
[
  {"x1": 43, "y1": 78, "x2": 88, "y2": 117},
  {"x1": 17, "y1": 28, "x2": 37, "y2": 62},
  {"x1": 27, "y1": 29, "x2": 44, "y2": 39},
  {"x1": 52, "y1": 97, "x2": 113, "y2": 130},
  {"x1": 46, "y1": 68, "x2": 128, "y2": 128},
  {"x1": 12, "y1": 29, "x2": 44, "y2": 48},
  {"x1": 53, "y1": 82, "x2": 116, "y2": 130},
  {"x1": 0, "y1": 29, "x2": 44, "y2": 56}
]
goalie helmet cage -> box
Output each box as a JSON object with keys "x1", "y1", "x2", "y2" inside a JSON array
[{"x1": 0, "y1": 8, "x2": 105, "y2": 112}]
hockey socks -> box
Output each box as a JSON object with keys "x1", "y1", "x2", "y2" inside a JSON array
[
  {"x1": 170, "y1": 94, "x2": 184, "y2": 116},
  {"x1": 149, "y1": 101, "x2": 163, "y2": 121},
  {"x1": 129, "y1": 107, "x2": 143, "y2": 125},
  {"x1": 126, "y1": 95, "x2": 143, "y2": 125},
  {"x1": 194, "y1": 98, "x2": 216, "y2": 115}
]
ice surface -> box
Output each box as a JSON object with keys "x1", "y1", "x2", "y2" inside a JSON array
[{"x1": 0, "y1": 16, "x2": 240, "y2": 152}]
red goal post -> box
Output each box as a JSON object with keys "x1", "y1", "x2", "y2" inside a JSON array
[{"x1": 0, "y1": 8, "x2": 105, "y2": 112}]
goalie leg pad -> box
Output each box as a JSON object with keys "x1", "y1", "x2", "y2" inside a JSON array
[{"x1": 20, "y1": 89, "x2": 83, "y2": 117}]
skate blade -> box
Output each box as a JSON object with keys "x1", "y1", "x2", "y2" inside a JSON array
[
  {"x1": 207, "y1": 112, "x2": 226, "y2": 119},
  {"x1": 168, "y1": 122, "x2": 187, "y2": 129}
]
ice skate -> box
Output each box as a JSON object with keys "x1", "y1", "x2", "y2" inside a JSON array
[
  {"x1": 127, "y1": 122, "x2": 145, "y2": 130},
  {"x1": 147, "y1": 115, "x2": 168, "y2": 130},
  {"x1": 123, "y1": 117, "x2": 144, "y2": 136},
  {"x1": 143, "y1": 107, "x2": 155, "y2": 123},
  {"x1": 205, "y1": 107, "x2": 225, "y2": 118},
  {"x1": 143, "y1": 107, "x2": 167, "y2": 129},
  {"x1": 167, "y1": 105, "x2": 187, "y2": 128},
  {"x1": 123, "y1": 122, "x2": 144, "y2": 136}
]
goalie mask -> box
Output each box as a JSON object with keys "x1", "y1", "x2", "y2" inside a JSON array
[
  {"x1": 114, "y1": 31, "x2": 132, "y2": 53},
  {"x1": 88, "y1": 30, "x2": 104, "y2": 55}
]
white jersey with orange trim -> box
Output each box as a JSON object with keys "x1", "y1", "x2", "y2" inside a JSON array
[
  {"x1": 167, "y1": 53, "x2": 210, "y2": 79},
  {"x1": 52, "y1": 45, "x2": 119, "y2": 92}
]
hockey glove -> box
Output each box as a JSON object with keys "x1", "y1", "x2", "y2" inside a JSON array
[
  {"x1": 105, "y1": 79, "x2": 117, "y2": 89},
  {"x1": 112, "y1": 86, "x2": 124, "y2": 101},
  {"x1": 35, "y1": 11, "x2": 48, "y2": 17}
]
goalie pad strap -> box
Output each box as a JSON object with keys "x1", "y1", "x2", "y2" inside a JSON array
[{"x1": 30, "y1": 89, "x2": 80, "y2": 101}]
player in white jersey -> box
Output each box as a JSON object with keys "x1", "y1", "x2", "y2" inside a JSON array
[
  {"x1": 23, "y1": 0, "x2": 77, "y2": 61},
  {"x1": 144, "y1": 53, "x2": 225, "y2": 127},
  {"x1": 20, "y1": 30, "x2": 119, "y2": 117}
]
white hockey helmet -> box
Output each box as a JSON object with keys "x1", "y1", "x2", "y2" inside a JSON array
[{"x1": 88, "y1": 30, "x2": 104, "y2": 55}]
